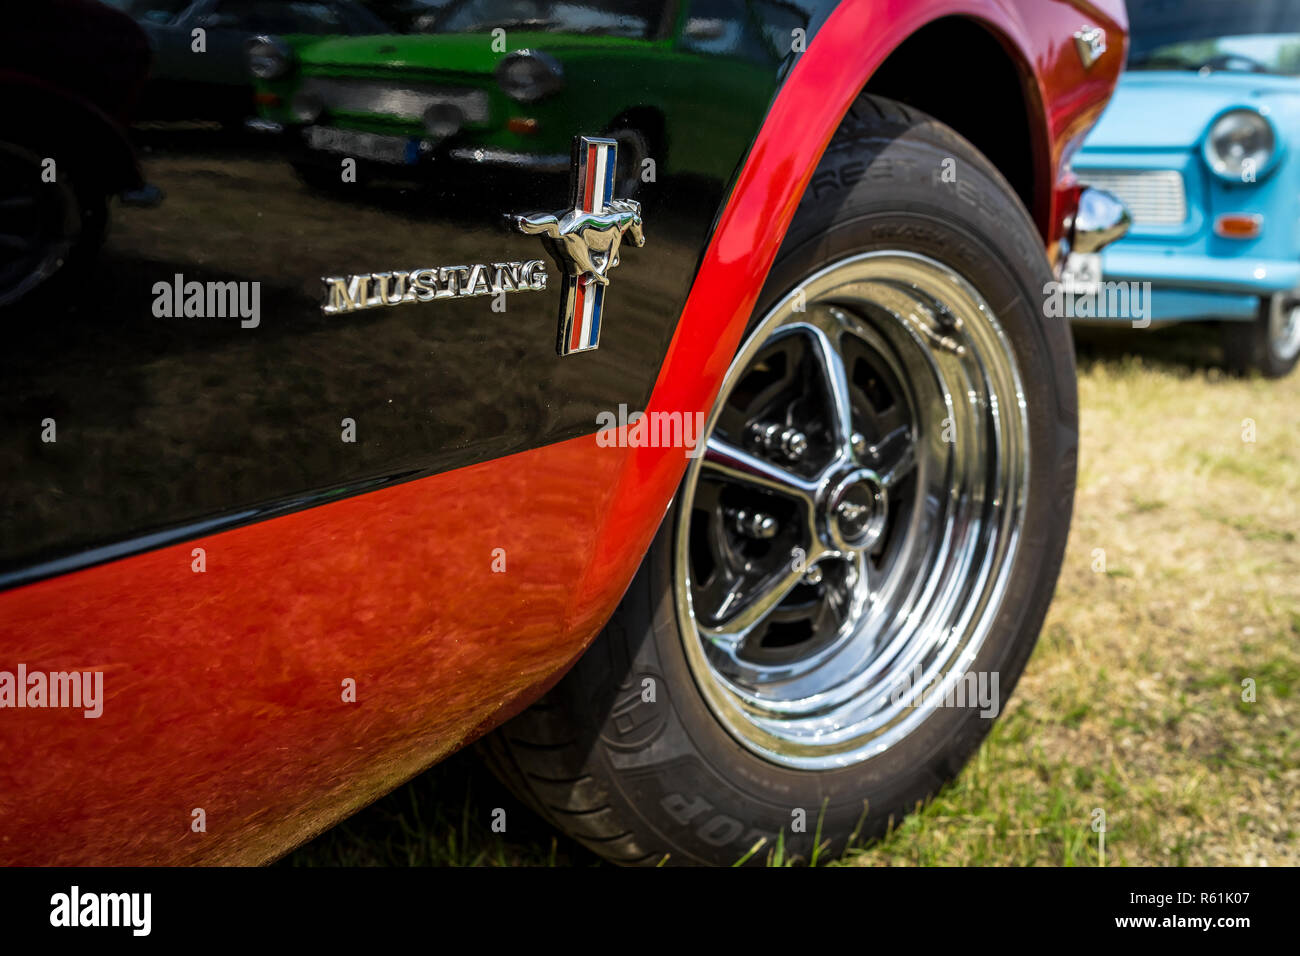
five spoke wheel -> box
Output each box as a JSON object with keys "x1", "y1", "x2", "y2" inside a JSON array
[{"x1": 675, "y1": 251, "x2": 1030, "y2": 769}]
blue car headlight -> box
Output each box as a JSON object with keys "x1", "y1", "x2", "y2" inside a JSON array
[{"x1": 1202, "y1": 108, "x2": 1276, "y2": 182}]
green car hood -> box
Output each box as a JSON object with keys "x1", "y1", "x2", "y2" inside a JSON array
[{"x1": 297, "y1": 32, "x2": 655, "y2": 75}]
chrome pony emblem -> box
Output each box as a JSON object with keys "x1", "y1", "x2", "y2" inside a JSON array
[{"x1": 513, "y1": 136, "x2": 645, "y2": 355}]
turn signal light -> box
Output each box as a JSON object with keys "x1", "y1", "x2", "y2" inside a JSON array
[{"x1": 1214, "y1": 214, "x2": 1262, "y2": 239}]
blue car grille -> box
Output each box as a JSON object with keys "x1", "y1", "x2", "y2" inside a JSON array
[{"x1": 1077, "y1": 169, "x2": 1187, "y2": 226}]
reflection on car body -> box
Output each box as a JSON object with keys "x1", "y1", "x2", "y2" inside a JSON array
[
  {"x1": 250, "y1": 0, "x2": 808, "y2": 191},
  {"x1": 108, "y1": 0, "x2": 391, "y2": 124}
]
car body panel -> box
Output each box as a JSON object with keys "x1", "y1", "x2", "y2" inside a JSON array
[{"x1": 0, "y1": 0, "x2": 1124, "y2": 863}]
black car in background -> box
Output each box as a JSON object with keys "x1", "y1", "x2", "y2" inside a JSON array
[
  {"x1": 0, "y1": 1, "x2": 152, "y2": 307},
  {"x1": 106, "y1": 0, "x2": 390, "y2": 125}
]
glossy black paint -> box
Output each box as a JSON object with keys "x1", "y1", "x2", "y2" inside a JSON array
[{"x1": 0, "y1": 0, "x2": 837, "y2": 585}]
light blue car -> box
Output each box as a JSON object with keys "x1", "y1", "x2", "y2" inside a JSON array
[{"x1": 1071, "y1": 0, "x2": 1300, "y2": 377}]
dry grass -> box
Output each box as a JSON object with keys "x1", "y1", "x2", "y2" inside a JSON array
[
  {"x1": 844, "y1": 324, "x2": 1300, "y2": 866},
  {"x1": 289, "y1": 317, "x2": 1299, "y2": 868}
]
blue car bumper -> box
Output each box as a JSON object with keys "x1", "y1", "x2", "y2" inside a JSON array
[{"x1": 1099, "y1": 249, "x2": 1297, "y2": 323}]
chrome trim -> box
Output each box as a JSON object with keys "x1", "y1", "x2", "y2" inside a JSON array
[
  {"x1": 1072, "y1": 187, "x2": 1131, "y2": 253},
  {"x1": 449, "y1": 147, "x2": 569, "y2": 172},
  {"x1": 1073, "y1": 25, "x2": 1106, "y2": 69},
  {"x1": 513, "y1": 136, "x2": 645, "y2": 355},
  {"x1": 320, "y1": 261, "x2": 548, "y2": 315},
  {"x1": 1077, "y1": 170, "x2": 1186, "y2": 227},
  {"x1": 298, "y1": 77, "x2": 489, "y2": 124},
  {"x1": 244, "y1": 118, "x2": 284, "y2": 134},
  {"x1": 674, "y1": 251, "x2": 1030, "y2": 769}
]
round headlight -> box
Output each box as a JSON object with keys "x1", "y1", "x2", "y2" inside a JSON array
[
  {"x1": 422, "y1": 103, "x2": 463, "y2": 140},
  {"x1": 495, "y1": 51, "x2": 564, "y2": 103},
  {"x1": 1203, "y1": 109, "x2": 1275, "y2": 181},
  {"x1": 248, "y1": 36, "x2": 293, "y2": 81},
  {"x1": 290, "y1": 91, "x2": 323, "y2": 124}
]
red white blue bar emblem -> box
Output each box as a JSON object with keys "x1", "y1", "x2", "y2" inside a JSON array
[
  {"x1": 513, "y1": 135, "x2": 645, "y2": 356},
  {"x1": 560, "y1": 137, "x2": 618, "y2": 354}
]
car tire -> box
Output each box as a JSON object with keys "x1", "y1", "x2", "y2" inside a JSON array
[
  {"x1": 605, "y1": 125, "x2": 651, "y2": 200},
  {"x1": 479, "y1": 94, "x2": 1078, "y2": 865},
  {"x1": 1223, "y1": 294, "x2": 1300, "y2": 379},
  {"x1": 0, "y1": 141, "x2": 100, "y2": 309}
]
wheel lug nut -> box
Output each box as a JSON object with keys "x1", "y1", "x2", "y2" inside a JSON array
[
  {"x1": 803, "y1": 565, "x2": 824, "y2": 585},
  {"x1": 750, "y1": 422, "x2": 808, "y2": 461},
  {"x1": 851, "y1": 432, "x2": 866, "y2": 456},
  {"x1": 730, "y1": 509, "x2": 778, "y2": 539}
]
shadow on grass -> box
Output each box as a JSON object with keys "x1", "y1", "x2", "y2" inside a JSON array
[
  {"x1": 280, "y1": 749, "x2": 602, "y2": 867},
  {"x1": 1071, "y1": 321, "x2": 1228, "y2": 377}
]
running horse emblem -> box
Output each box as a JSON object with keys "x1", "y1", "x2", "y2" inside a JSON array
[{"x1": 512, "y1": 136, "x2": 646, "y2": 355}]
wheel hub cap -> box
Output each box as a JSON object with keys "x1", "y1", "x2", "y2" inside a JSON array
[
  {"x1": 673, "y1": 251, "x2": 1030, "y2": 770},
  {"x1": 826, "y1": 468, "x2": 886, "y2": 551}
]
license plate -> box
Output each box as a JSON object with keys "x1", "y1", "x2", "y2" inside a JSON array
[
  {"x1": 1060, "y1": 251, "x2": 1102, "y2": 296},
  {"x1": 305, "y1": 126, "x2": 418, "y2": 165}
]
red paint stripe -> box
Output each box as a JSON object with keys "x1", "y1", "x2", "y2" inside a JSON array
[
  {"x1": 0, "y1": 433, "x2": 635, "y2": 865},
  {"x1": 582, "y1": 143, "x2": 597, "y2": 212},
  {"x1": 570, "y1": 279, "x2": 585, "y2": 351}
]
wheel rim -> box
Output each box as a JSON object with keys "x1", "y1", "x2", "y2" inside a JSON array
[
  {"x1": 1267, "y1": 294, "x2": 1300, "y2": 363},
  {"x1": 0, "y1": 143, "x2": 78, "y2": 307},
  {"x1": 673, "y1": 250, "x2": 1030, "y2": 770}
]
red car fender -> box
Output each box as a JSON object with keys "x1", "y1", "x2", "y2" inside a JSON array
[{"x1": 0, "y1": 0, "x2": 1124, "y2": 864}]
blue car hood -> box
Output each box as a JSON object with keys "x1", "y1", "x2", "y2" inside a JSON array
[{"x1": 1084, "y1": 72, "x2": 1300, "y2": 149}]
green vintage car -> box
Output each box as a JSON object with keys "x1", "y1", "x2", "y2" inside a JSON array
[{"x1": 250, "y1": 0, "x2": 807, "y2": 191}]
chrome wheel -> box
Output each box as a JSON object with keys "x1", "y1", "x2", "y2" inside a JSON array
[
  {"x1": 674, "y1": 250, "x2": 1030, "y2": 770},
  {"x1": 0, "y1": 142, "x2": 79, "y2": 307},
  {"x1": 1267, "y1": 293, "x2": 1300, "y2": 363}
]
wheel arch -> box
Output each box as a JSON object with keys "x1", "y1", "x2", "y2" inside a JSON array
[
  {"x1": 576, "y1": 0, "x2": 1122, "y2": 631},
  {"x1": 862, "y1": 15, "x2": 1047, "y2": 235},
  {"x1": 0, "y1": 70, "x2": 144, "y2": 193}
]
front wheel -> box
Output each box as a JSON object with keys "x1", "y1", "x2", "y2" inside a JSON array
[
  {"x1": 480, "y1": 94, "x2": 1078, "y2": 865},
  {"x1": 0, "y1": 141, "x2": 102, "y2": 309},
  {"x1": 1223, "y1": 293, "x2": 1300, "y2": 379}
]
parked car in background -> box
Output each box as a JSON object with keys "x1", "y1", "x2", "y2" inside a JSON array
[
  {"x1": 1072, "y1": 0, "x2": 1300, "y2": 377},
  {"x1": 0, "y1": 1, "x2": 153, "y2": 308},
  {"x1": 107, "y1": 0, "x2": 390, "y2": 125},
  {"x1": 248, "y1": 0, "x2": 806, "y2": 193}
]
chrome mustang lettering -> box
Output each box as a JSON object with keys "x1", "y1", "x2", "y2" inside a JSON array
[{"x1": 322, "y1": 258, "x2": 548, "y2": 314}]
